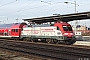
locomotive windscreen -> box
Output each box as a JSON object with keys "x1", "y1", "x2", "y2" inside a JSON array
[{"x1": 63, "y1": 26, "x2": 72, "y2": 31}]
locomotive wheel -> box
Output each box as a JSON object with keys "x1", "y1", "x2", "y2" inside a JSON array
[
  {"x1": 46, "y1": 39, "x2": 55, "y2": 43},
  {"x1": 63, "y1": 40, "x2": 76, "y2": 45},
  {"x1": 63, "y1": 40, "x2": 72, "y2": 45},
  {"x1": 53, "y1": 40, "x2": 58, "y2": 44},
  {"x1": 70, "y1": 40, "x2": 76, "y2": 45},
  {"x1": 30, "y1": 38, "x2": 35, "y2": 42},
  {"x1": 64, "y1": 41, "x2": 70, "y2": 45},
  {"x1": 56, "y1": 40, "x2": 61, "y2": 44},
  {"x1": 23, "y1": 38, "x2": 29, "y2": 41},
  {"x1": 31, "y1": 39, "x2": 34, "y2": 42},
  {"x1": 14, "y1": 38, "x2": 18, "y2": 41},
  {"x1": 46, "y1": 39, "x2": 52, "y2": 43},
  {"x1": 51, "y1": 39, "x2": 56, "y2": 44}
]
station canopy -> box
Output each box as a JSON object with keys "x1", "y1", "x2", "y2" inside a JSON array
[{"x1": 23, "y1": 11, "x2": 90, "y2": 24}]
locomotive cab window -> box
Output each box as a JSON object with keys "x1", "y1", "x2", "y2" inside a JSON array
[{"x1": 63, "y1": 26, "x2": 72, "y2": 31}]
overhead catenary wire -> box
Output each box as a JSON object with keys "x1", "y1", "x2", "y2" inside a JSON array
[
  {"x1": 0, "y1": 0, "x2": 89, "y2": 26},
  {"x1": 17, "y1": 0, "x2": 37, "y2": 12},
  {"x1": 0, "y1": 1, "x2": 83, "y2": 18},
  {"x1": 0, "y1": 1, "x2": 74, "y2": 18},
  {"x1": 0, "y1": 0, "x2": 50, "y2": 16},
  {"x1": 0, "y1": 1, "x2": 79, "y2": 14},
  {"x1": 0, "y1": 0, "x2": 18, "y2": 8},
  {"x1": 0, "y1": 0, "x2": 2, "y2": 2},
  {"x1": 0, "y1": 0, "x2": 40, "y2": 16},
  {"x1": 16, "y1": 1, "x2": 65, "y2": 12},
  {"x1": 25, "y1": 5, "x2": 75, "y2": 17}
]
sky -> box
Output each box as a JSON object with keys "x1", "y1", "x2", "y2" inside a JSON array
[{"x1": 0, "y1": 0, "x2": 90, "y2": 27}]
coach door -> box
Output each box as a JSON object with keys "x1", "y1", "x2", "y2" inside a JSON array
[{"x1": 8, "y1": 29, "x2": 11, "y2": 36}]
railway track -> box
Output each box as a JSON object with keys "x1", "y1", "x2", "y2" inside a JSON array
[{"x1": 0, "y1": 39, "x2": 90, "y2": 60}]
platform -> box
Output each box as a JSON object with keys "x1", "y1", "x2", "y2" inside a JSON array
[{"x1": 73, "y1": 41, "x2": 90, "y2": 46}]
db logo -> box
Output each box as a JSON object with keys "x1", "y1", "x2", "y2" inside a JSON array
[{"x1": 57, "y1": 32, "x2": 61, "y2": 35}]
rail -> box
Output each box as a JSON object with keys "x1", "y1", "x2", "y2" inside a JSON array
[{"x1": 0, "y1": 39, "x2": 90, "y2": 60}]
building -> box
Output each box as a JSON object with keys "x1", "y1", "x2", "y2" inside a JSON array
[{"x1": 72, "y1": 25, "x2": 87, "y2": 31}]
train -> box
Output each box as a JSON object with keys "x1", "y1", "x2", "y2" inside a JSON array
[
  {"x1": 0, "y1": 23, "x2": 27, "y2": 39},
  {"x1": 0, "y1": 21, "x2": 76, "y2": 44}
]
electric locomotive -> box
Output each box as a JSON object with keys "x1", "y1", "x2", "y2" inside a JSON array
[{"x1": 21, "y1": 21, "x2": 76, "y2": 44}]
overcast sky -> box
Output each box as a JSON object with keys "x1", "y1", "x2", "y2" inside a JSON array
[{"x1": 0, "y1": 0, "x2": 90, "y2": 27}]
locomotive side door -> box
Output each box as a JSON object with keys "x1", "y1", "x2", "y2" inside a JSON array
[{"x1": 56, "y1": 26, "x2": 62, "y2": 36}]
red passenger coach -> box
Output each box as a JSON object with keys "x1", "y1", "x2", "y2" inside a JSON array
[{"x1": 0, "y1": 23, "x2": 27, "y2": 39}]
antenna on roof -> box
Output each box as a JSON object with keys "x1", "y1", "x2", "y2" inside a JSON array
[{"x1": 16, "y1": 18, "x2": 19, "y2": 23}]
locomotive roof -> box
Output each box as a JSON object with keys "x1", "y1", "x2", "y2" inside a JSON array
[{"x1": 23, "y1": 11, "x2": 90, "y2": 24}]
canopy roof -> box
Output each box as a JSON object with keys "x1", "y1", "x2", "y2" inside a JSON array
[{"x1": 23, "y1": 11, "x2": 90, "y2": 24}]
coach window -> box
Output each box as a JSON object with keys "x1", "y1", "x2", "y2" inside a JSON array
[
  {"x1": 12, "y1": 29, "x2": 14, "y2": 32},
  {"x1": 2, "y1": 33, "x2": 3, "y2": 35},
  {"x1": 16, "y1": 29, "x2": 18, "y2": 32},
  {"x1": 12, "y1": 29, "x2": 15, "y2": 32},
  {"x1": 12, "y1": 29, "x2": 13, "y2": 32},
  {"x1": 14, "y1": 29, "x2": 15, "y2": 32},
  {"x1": 13, "y1": 29, "x2": 15, "y2": 32}
]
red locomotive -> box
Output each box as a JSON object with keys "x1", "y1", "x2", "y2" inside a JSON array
[{"x1": 20, "y1": 21, "x2": 76, "y2": 44}]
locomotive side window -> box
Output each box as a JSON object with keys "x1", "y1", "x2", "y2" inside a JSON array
[
  {"x1": 68, "y1": 26, "x2": 72, "y2": 31},
  {"x1": 57, "y1": 26, "x2": 60, "y2": 30},
  {"x1": 63, "y1": 26, "x2": 72, "y2": 31}
]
